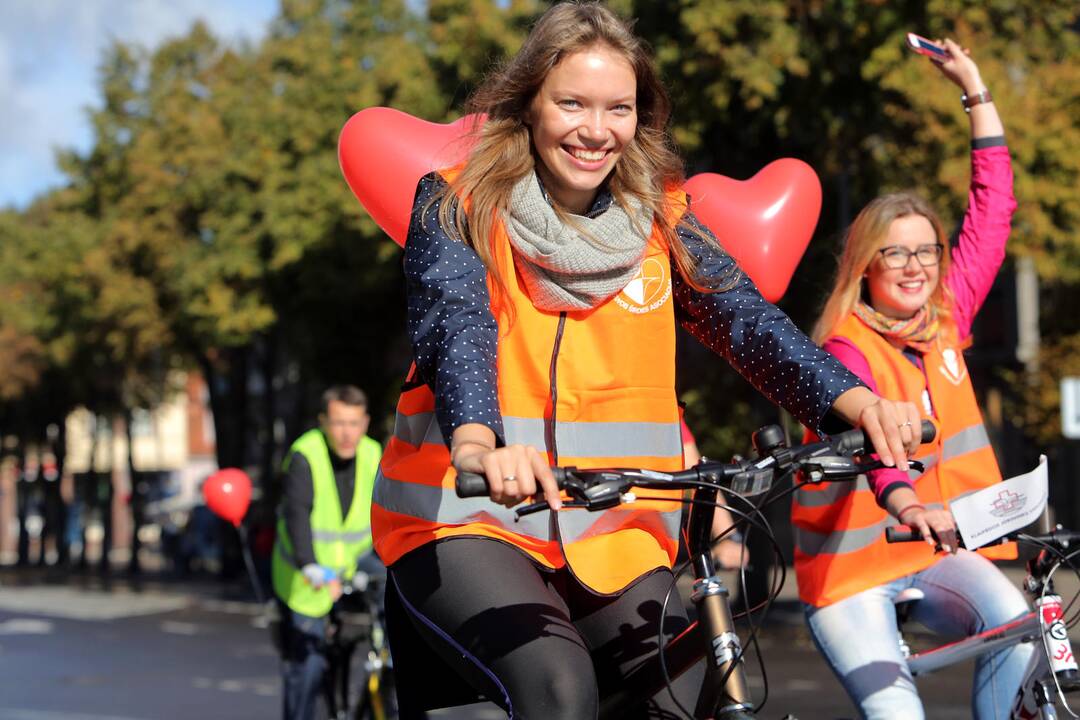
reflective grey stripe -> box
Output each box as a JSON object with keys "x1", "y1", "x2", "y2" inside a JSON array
[
  {"x1": 394, "y1": 411, "x2": 444, "y2": 446},
  {"x1": 794, "y1": 475, "x2": 871, "y2": 508},
  {"x1": 311, "y1": 529, "x2": 372, "y2": 544},
  {"x1": 393, "y1": 410, "x2": 680, "y2": 460},
  {"x1": 373, "y1": 470, "x2": 554, "y2": 540},
  {"x1": 942, "y1": 423, "x2": 991, "y2": 461},
  {"x1": 795, "y1": 502, "x2": 944, "y2": 556},
  {"x1": 374, "y1": 471, "x2": 681, "y2": 544},
  {"x1": 504, "y1": 416, "x2": 681, "y2": 459}
]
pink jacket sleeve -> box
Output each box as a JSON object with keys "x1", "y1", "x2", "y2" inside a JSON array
[
  {"x1": 946, "y1": 146, "x2": 1016, "y2": 340},
  {"x1": 822, "y1": 338, "x2": 914, "y2": 506}
]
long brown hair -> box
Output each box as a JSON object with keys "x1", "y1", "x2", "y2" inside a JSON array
[
  {"x1": 813, "y1": 191, "x2": 960, "y2": 346},
  {"x1": 430, "y1": 1, "x2": 731, "y2": 303}
]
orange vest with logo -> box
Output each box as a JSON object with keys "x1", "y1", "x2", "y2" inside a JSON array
[
  {"x1": 371, "y1": 167, "x2": 687, "y2": 595},
  {"x1": 793, "y1": 313, "x2": 1015, "y2": 607}
]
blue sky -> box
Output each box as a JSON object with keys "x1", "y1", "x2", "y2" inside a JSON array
[{"x1": 1, "y1": 0, "x2": 279, "y2": 210}]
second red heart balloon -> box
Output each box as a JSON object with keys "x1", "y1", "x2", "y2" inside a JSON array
[
  {"x1": 684, "y1": 160, "x2": 821, "y2": 302},
  {"x1": 338, "y1": 108, "x2": 821, "y2": 302},
  {"x1": 204, "y1": 468, "x2": 252, "y2": 528}
]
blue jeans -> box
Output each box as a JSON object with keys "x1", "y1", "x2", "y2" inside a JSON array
[
  {"x1": 280, "y1": 605, "x2": 328, "y2": 720},
  {"x1": 804, "y1": 550, "x2": 1033, "y2": 720}
]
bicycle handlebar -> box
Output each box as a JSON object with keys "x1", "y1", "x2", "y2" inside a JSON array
[
  {"x1": 455, "y1": 420, "x2": 936, "y2": 506},
  {"x1": 886, "y1": 524, "x2": 1080, "y2": 549}
]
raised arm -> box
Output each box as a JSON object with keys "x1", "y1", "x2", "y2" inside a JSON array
[{"x1": 933, "y1": 39, "x2": 1016, "y2": 338}]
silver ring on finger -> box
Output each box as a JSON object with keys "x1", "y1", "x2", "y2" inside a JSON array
[
  {"x1": 504, "y1": 475, "x2": 516, "y2": 483},
  {"x1": 900, "y1": 420, "x2": 913, "y2": 428}
]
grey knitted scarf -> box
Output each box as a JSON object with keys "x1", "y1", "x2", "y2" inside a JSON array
[{"x1": 503, "y1": 172, "x2": 653, "y2": 311}]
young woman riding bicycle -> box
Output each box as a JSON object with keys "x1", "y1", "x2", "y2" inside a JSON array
[
  {"x1": 371, "y1": 3, "x2": 919, "y2": 717},
  {"x1": 793, "y1": 39, "x2": 1031, "y2": 720}
]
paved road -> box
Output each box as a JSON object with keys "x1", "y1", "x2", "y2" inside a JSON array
[{"x1": 0, "y1": 566, "x2": 1068, "y2": 719}]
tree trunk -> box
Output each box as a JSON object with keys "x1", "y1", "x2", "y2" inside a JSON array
[
  {"x1": 261, "y1": 330, "x2": 278, "y2": 494},
  {"x1": 126, "y1": 408, "x2": 142, "y2": 575}
]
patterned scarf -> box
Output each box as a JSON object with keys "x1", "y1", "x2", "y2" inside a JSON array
[
  {"x1": 855, "y1": 301, "x2": 940, "y2": 353},
  {"x1": 503, "y1": 172, "x2": 652, "y2": 311}
]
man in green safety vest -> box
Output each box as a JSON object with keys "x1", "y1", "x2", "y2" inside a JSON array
[{"x1": 272, "y1": 385, "x2": 382, "y2": 720}]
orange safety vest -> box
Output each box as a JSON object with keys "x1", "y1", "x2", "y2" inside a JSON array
[
  {"x1": 371, "y1": 167, "x2": 687, "y2": 595},
  {"x1": 793, "y1": 313, "x2": 1015, "y2": 608}
]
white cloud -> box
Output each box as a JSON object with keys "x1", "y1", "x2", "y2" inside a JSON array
[{"x1": 0, "y1": 0, "x2": 278, "y2": 209}]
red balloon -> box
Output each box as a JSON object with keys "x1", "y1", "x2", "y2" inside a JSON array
[
  {"x1": 203, "y1": 468, "x2": 252, "y2": 528},
  {"x1": 684, "y1": 160, "x2": 822, "y2": 302},
  {"x1": 338, "y1": 108, "x2": 480, "y2": 246},
  {"x1": 338, "y1": 108, "x2": 821, "y2": 302}
]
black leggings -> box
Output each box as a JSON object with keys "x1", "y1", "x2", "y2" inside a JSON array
[{"x1": 387, "y1": 536, "x2": 702, "y2": 719}]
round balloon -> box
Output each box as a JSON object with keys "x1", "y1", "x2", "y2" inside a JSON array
[
  {"x1": 203, "y1": 468, "x2": 252, "y2": 528},
  {"x1": 338, "y1": 108, "x2": 821, "y2": 302}
]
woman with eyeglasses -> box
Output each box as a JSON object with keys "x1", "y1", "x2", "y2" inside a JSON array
[{"x1": 792, "y1": 41, "x2": 1029, "y2": 719}]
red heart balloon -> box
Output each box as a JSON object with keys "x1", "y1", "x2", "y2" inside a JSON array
[
  {"x1": 684, "y1": 160, "x2": 821, "y2": 302},
  {"x1": 338, "y1": 108, "x2": 480, "y2": 246},
  {"x1": 203, "y1": 468, "x2": 252, "y2": 528},
  {"x1": 339, "y1": 108, "x2": 821, "y2": 302}
]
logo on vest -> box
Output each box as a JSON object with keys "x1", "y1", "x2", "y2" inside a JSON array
[
  {"x1": 615, "y1": 257, "x2": 671, "y2": 314},
  {"x1": 939, "y1": 348, "x2": 968, "y2": 386}
]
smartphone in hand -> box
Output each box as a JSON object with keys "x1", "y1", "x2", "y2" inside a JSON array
[{"x1": 906, "y1": 33, "x2": 949, "y2": 59}]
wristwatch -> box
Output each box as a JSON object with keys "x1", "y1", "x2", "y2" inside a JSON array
[{"x1": 961, "y1": 89, "x2": 992, "y2": 113}]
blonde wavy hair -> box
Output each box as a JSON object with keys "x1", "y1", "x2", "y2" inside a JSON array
[
  {"x1": 430, "y1": 1, "x2": 731, "y2": 303},
  {"x1": 813, "y1": 191, "x2": 961, "y2": 347}
]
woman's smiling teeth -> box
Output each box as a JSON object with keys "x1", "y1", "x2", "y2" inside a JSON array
[
  {"x1": 898, "y1": 280, "x2": 925, "y2": 292},
  {"x1": 565, "y1": 145, "x2": 608, "y2": 161}
]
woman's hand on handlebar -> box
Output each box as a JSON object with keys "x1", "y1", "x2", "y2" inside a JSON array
[
  {"x1": 451, "y1": 426, "x2": 562, "y2": 510},
  {"x1": 900, "y1": 505, "x2": 959, "y2": 554},
  {"x1": 832, "y1": 387, "x2": 921, "y2": 471}
]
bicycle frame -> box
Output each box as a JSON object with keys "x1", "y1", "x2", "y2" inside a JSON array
[
  {"x1": 907, "y1": 612, "x2": 1040, "y2": 676},
  {"x1": 322, "y1": 580, "x2": 396, "y2": 720},
  {"x1": 894, "y1": 534, "x2": 1080, "y2": 720}
]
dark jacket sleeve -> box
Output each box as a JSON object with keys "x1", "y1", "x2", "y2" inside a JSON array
[
  {"x1": 672, "y1": 211, "x2": 865, "y2": 437},
  {"x1": 282, "y1": 452, "x2": 317, "y2": 568},
  {"x1": 405, "y1": 172, "x2": 504, "y2": 446}
]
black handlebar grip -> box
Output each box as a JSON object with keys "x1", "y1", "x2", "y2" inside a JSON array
[
  {"x1": 885, "y1": 525, "x2": 922, "y2": 543},
  {"x1": 455, "y1": 471, "x2": 491, "y2": 498},
  {"x1": 454, "y1": 469, "x2": 568, "y2": 499},
  {"x1": 834, "y1": 419, "x2": 937, "y2": 455}
]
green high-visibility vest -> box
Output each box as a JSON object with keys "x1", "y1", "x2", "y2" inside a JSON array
[{"x1": 272, "y1": 429, "x2": 381, "y2": 618}]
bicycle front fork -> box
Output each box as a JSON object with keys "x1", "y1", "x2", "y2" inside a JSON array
[{"x1": 691, "y1": 567, "x2": 756, "y2": 720}]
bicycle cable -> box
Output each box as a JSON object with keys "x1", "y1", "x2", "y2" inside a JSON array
[
  {"x1": 650, "y1": 495, "x2": 775, "y2": 719},
  {"x1": 648, "y1": 489, "x2": 788, "y2": 719},
  {"x1": 1033, "y1": 545, "x2": 1080, "y2": 719}
]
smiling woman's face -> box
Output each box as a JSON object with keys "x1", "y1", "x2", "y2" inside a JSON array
[
  {"x1": 527, "y1": 44, "x2": 638, "y2": 215},
  {"x1": 865, "y1": 214, "x2": 941, "y2": 319}
]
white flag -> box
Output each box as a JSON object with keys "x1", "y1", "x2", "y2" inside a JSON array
[{"x1": 951, "y1": 455, "x2": 1048, "y2": 550}]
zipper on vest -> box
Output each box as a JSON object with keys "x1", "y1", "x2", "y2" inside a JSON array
[{"x1": 547, "y1": 312, "x2": 567, "y2": 464}]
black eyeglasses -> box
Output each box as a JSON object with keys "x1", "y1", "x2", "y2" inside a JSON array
[{"x1": 878, "y1": 243, "x2": 944, "y2": 269}]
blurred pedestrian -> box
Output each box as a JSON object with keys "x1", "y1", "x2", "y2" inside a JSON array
[{"x1": 271, "y1": 385, "x2": 382, "y2": 720}]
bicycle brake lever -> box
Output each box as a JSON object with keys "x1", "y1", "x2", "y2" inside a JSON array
[
  {"x1": 514, "y1": 500, "x2": 551, "y2": 519},
  {"x1": 854, "y1": 459, "x2": 925, "y2": 474},
  {"x1": 514, "y1": 500, "x2": 589, "y2": 520}
]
